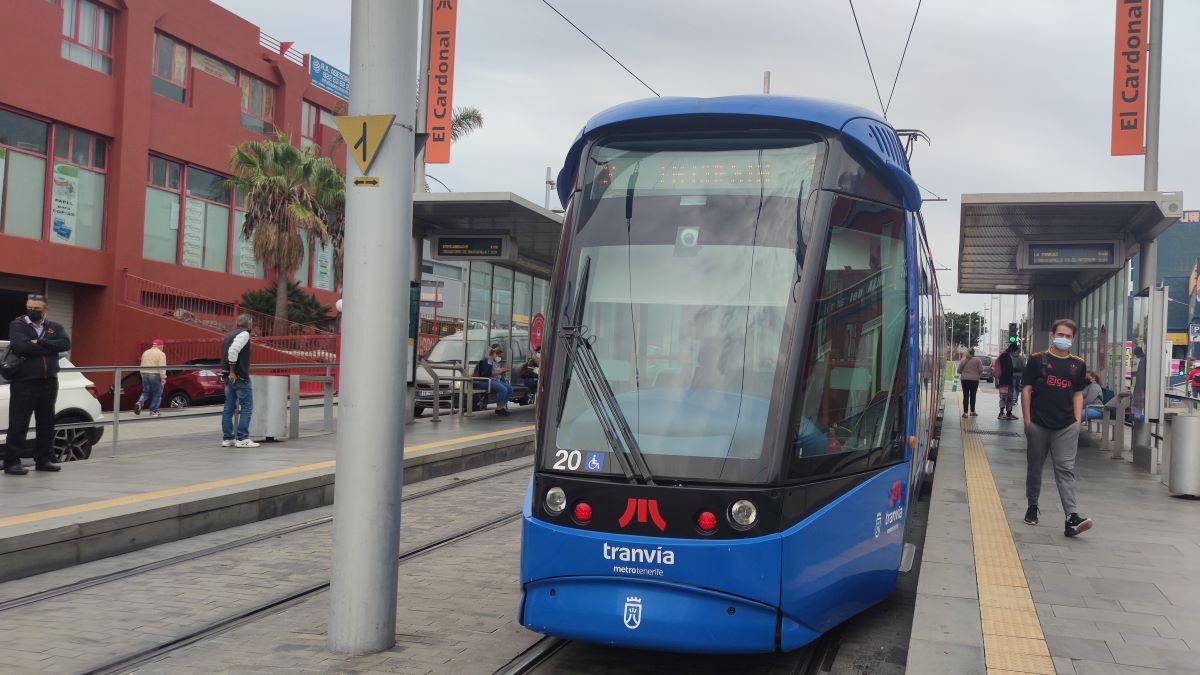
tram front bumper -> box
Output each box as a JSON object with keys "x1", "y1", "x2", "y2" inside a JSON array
[{"x1": 521, "y1": 576, "x2": 782, "y2": 653}]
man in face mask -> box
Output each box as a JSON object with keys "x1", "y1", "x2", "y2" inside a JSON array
[
  {"x1": 1020, "y1": 318, "x2": 1091, "y2": 537},
  {"x1": 4, "y1": 294, "x2": 71, "y2": 475}
]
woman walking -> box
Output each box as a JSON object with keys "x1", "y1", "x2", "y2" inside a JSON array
[{"x1": 958, "y1": 348, "x2": 983, "y2": 417}]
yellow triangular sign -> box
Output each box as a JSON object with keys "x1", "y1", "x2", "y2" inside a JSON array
[{"x1": 333, "y1": 114, "x2": 396, "y2": 175}]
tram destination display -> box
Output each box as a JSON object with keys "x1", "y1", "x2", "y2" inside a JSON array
[{"x1": 1017, "y1": 241, "x2": 1121, "y2": 270}]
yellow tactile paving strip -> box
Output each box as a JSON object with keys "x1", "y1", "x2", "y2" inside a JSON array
[{"x1": 962, "y1": 420, "x2": 1055, "y2": 675}]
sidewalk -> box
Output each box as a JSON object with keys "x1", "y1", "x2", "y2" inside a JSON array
[
  {"x1": 0, "y1": 407, "x2": 535, "y2": 582},
  {"x1": 909, "y1": 382, "x2": 1200, "y2": 674}
]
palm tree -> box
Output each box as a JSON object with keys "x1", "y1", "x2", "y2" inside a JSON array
[
  {"x1": 228, "y1": 133, "x2": 340, "y2": 336},
  {"x1": 449, "y1": 106, "x2": 483, "y2": 142}
]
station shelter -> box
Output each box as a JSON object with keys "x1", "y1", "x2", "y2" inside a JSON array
[
  {"x1": 410, "y1": 192, "x2": 562, "y2": 374},
  {"x1": 958, "y1": 190, "x2": 1184, "y2": 469}
]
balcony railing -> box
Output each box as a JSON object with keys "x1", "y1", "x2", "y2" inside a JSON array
[
  {"x1": 259, "y1": 31, "x2": 305, "y2": 67},
  {"x1": 122, "y1": 273, "x2": 335, "y2": 338}
]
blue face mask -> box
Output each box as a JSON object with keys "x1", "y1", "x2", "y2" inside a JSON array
[{"x1": 1052, "y1": 337, "x2": 1072, "y2": 351}]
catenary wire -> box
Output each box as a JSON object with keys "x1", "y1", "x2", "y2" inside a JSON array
[
  {"x1": 884, "y1": 0, "x2": 923, "y2": 116},
  {"x1": 847, "y1": 0, "x2": 887, "y2": 116},
  {"x1": 540, "y1": 0, "x2": 660, "y2": 97}
]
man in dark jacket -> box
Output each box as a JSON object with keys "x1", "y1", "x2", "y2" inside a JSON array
[
  {"x1": 997, "y1": 344, "x2": 1018, "y2": 420},
  {"x1": 220, "y1": 314, "x2": 259, "y2": 448},
  {"x1": 5, "y1": 294, "x2": 70, "y2": 475}
]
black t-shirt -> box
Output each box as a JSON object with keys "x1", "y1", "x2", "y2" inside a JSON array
[{"x1": 1023, "y1": 352, "x2": 1088, "y2": 430}]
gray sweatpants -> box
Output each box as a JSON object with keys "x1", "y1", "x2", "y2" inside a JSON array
[{"x1": 1025, "y1": 422, "x2": 1079, "y2": 515}]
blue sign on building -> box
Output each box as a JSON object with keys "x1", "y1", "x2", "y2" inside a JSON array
[{"x1": 308, "y1": 56, "x2": 349, "y2": 101}]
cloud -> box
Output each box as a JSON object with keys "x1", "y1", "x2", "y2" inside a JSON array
[{"x1": 214, "y1": 0, "x2": 1200, "y2": 338}]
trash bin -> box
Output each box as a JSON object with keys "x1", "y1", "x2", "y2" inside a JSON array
[
  {"x1": 1166, "y1": 412, "x2": 1200, "y2": 497},
  {"x1": 249, "y1": 375, "x2": 289, "y2": 441}
]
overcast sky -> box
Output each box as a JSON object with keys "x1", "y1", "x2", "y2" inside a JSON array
[{"x1": 216, "y1": 0, "x2": 1198, "y2": 347}]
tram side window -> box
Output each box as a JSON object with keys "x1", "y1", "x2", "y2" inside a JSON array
[{"x1": 790, "y1": 196, "x2": 908, "y2": 478}]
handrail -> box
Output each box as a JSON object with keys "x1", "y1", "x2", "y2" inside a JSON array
[
  {"x1": 259, "y1": 31, "x2": 305, "y2": 67},
  {"x1": 122, "y1": 272, "x2": 335, "y2": 337},
  {"x1": 57, "y1": 362, "x2": 337, "y2": 374}
]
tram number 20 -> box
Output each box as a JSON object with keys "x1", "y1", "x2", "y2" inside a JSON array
[{"x1": 553, "y1": 449, "x2": 583, "y2": 471}]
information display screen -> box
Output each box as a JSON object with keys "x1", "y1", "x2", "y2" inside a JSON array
[
  {"x1": 1027, "y1": 243, "x2": 1115, "y2": 267},
  {"x1": 436, "y1": 236, "x2": 504, "y2": 258}
]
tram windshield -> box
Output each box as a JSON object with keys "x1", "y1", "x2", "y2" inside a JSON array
[{"x1": 547, "y1": 135, "x2": 824, "y2": 483}]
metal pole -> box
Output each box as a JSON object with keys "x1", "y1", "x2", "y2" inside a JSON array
[
  {"x1": 328, "y1": 0, "x2": 419, "y2": 655},
  {"x1": 544, "y1": 167, "x2": 554, "y2": 210},
  {"x1": 110, "y1": 367, "x2": 121, "y2": 458},
  {"x1": 288, "y1": 374, "x2": 301, "y2": 440},
  {"x1": 763, "y1": 70, "x2": 771, "y2": 94},
  {"x1": 413, "y1": 0, "x2": 433, "y2": 192},
  {"x1": 1144, "y1": 0, "x2": 1163, "y2": 192},
  {"x1": 1139, "y1": 0, "x2": 1164, "y2": 291}
]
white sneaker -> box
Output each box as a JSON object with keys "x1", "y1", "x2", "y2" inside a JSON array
[
  {"x1": 221, "y1": 440, "x2": 234, "y2": 447},
  {"x1": 234, "y1": 439, "x2": 260, "y2": 448}
]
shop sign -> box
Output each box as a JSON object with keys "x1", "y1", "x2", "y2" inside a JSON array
[
  {"x1": 49, "y1": 164, "x2": 79, "y2": 245},
  {"x1": 309, "y1": 55, "x2": 349, "y2": 100},
  {"x1": 182, "y1": 200, "x2": 206, "y2": 268}
]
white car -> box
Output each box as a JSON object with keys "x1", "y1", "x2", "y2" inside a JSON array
[{"x1": 0, "y1": 341, "x2": 105, "y2": 462}]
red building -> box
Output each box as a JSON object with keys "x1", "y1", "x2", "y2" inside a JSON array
[{"x1": 0, "y1": 0, "x2": 346, "y2": 375}]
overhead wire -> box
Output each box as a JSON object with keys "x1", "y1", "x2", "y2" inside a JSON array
[
  {"x1": 884, "y1": 0, "x2": 923, "y2": 116},
  {"x1": 847, "y1": 0, "x2": 886, "y2": 116},
  {"x1": 540, "y1": 0, "x2": 661, "y2": 97}
]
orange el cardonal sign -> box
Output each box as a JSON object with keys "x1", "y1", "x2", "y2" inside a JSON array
[
  {"x1": 1111, "y1": 0, "x2": 1148, "y2": 156},
  {"x1": 424, "y1": 0, "x2": 459, "y2": 164}
]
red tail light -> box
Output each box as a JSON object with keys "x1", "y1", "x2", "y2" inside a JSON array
[
  {"x1": 573, "y1": 501, "x2": 592, "y2": 524},
  {"x1": 697, "y1": 511, "x2": 717, "y2": 533},
  {"x1": 85, "y1": 385, "x2": 98, "y2": 399}
]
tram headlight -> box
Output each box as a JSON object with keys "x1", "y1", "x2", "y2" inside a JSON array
[
  {"x1": 729, "y1": 499, "x2": 758, "y2": 529},
  {"x1": 544, "y1": 487, "x2": 567, "y2": 515}
]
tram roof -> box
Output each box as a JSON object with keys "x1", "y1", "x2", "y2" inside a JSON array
[
  {"x1": 957, "y1": 191, "x2": 1183, "y2": 295},
  {"x1": 557, "y1": 95, "x2": 920, "y2": 210}
]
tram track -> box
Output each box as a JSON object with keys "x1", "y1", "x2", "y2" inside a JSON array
[
  {"x1": 0, "y1": 460, "x2": 532, "y2": 614},
  {"x1": 85, "y1": 510, "x2": 525, "y2": 675},
  {"x1": 494, "y1": 629, "x2": 840, "y2": 674}
]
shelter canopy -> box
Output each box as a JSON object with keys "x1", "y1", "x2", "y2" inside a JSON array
[{"x1": 958, "y1": 191, "x2": 1182, "y2": 295}]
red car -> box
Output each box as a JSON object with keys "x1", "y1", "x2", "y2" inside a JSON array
[{"x1": 98, "y1": 359, "x2": 225, "y2": 411}]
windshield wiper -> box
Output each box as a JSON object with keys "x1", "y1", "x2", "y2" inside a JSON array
[{"x1": 560, "y1": 257, "x2": 655, "y2": 485}]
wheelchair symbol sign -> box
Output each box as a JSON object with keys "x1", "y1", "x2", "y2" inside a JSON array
[{"x1": 584, "y1": 452, "x2": 605, "y2": 472}]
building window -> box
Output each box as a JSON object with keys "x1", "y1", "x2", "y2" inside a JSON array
[
  {"x1": 143, "y1": 156, "x2": 182, "y2": 263},
  {"x1": 232, "y1": 209, "x2": 263, "y2": 279},
  {"x1": 312, "y1": 239, "x2": 335, "y2": 290},
  {"x1": 301, "y1": 101, "x2": 322, "y2": 150},
  {"x1": 59, "y1": 0, "x2": 114, "y2": 75},
  {"x1": 294, "y1": 233, "x2": 311, "y2": 286},
  {"x1": 423, "y1": 260, "x2": 463, "y2": 281},
  {"x1": 49, "y1": 125, "x2": 106, "y2": 249},
  {"x1": 0, "y1": 109, "x2": 49, "y2": 241},
  {"x1": 152, "y1": 33, "x2": 189, "y2": 103},
  {"x1": 191, "y1": 50, "x2": 237, "y2": 85},
  {"x1": 183, "y1": 167, "x2": 230, "y2": 272},
  {"x1": 239, "y1": 73, "x2": 275, "y2": 135}
]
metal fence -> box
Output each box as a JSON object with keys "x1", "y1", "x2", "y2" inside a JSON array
[{"x1": 3, "y1": 362, "x2": 338, "y2": 460}]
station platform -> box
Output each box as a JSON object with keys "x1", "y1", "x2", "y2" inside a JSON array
[
  {"x1": 0, "y1": 406, "x2": 534, "y2": 583},
  {"x1": 908, "y1": 382, "x2": 1200, "y2": 674}
]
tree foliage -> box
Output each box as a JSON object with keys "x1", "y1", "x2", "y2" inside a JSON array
[
  {"x1": 227, "y1": 133, "x2": 342, "y2": 335},
  {"x1": 945, "y1": 311, "x2": 987, "y2": 349},
  {"x1": 240, "y1": 280, "x2": 333, "y2": 327}
]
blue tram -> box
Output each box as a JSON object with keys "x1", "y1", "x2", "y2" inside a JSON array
[{"x1": 519, "y1": 95, "x2": 945, "y2": 653}]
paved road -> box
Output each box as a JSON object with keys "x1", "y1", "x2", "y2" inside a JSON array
[{"x1": 0, "y1": 457, "x2": 535, "y2": 673}]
